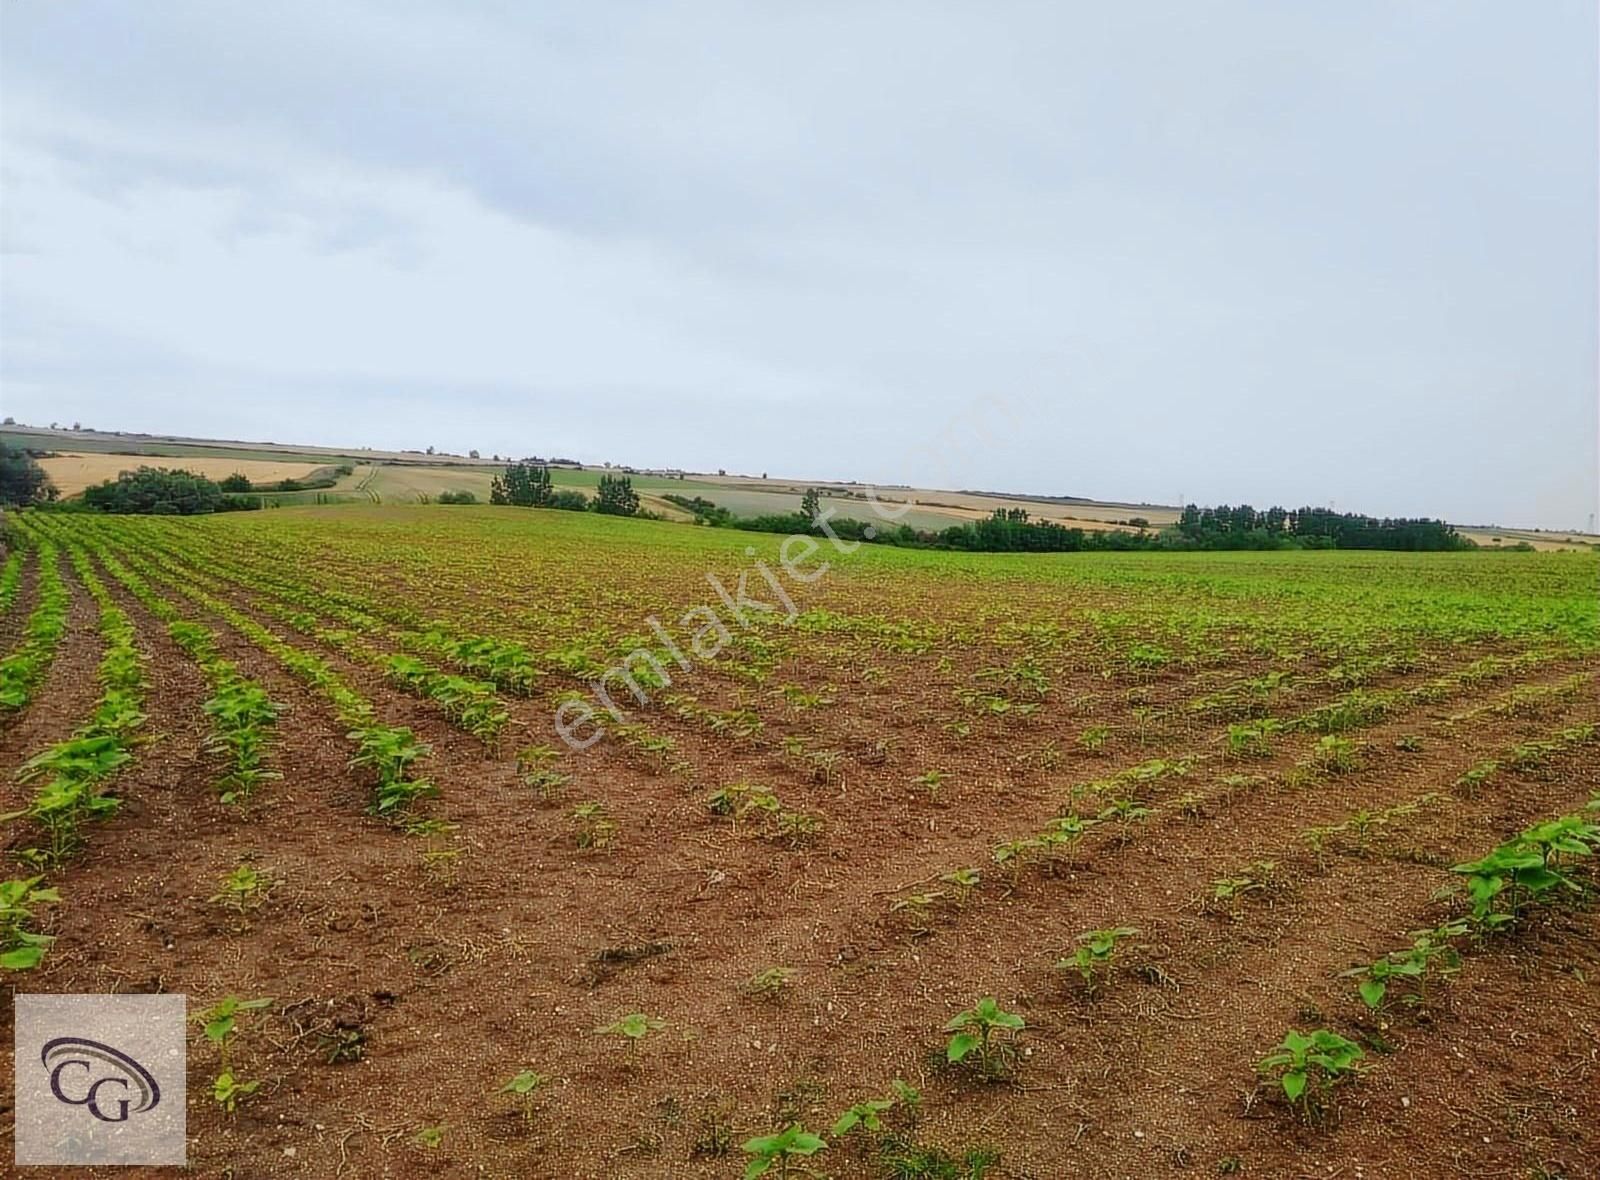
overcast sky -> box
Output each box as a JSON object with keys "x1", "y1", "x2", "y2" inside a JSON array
[{"x1": 2, "y1": 2, "x2": 1595, "y2": 528}]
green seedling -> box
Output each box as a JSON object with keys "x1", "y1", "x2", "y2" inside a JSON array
[
  {"x1": 890, "y1": 891, "x2": 945, "y2": 936},
  {"x1": 708, "y1": 782, "x2": 781, "y2": 833},
  {"x1": 1449, "y1": 815, "x2": 1599, "y2": 931},
  {"x1": 1078, "y1": 723, "x2": 1110, "y2": 752},
  {"x1": 1455, "y1": 759, "x2": 1499, "y2": 794},
  {"x1": 196, "y1": 995, "x2": 272, "y2": 1114},
  {"x1": 499, "y1": 1069, "x2": 549, "y2": 1123},
  {"x1": 742, "y1": 1124, "x2": 826, "y2": 1179},
  {"x1": 1057, "y1": 926, "x2": 1139, "y2": 998},
  {"x1": 912, "y1": 770, "x2": 947, "y2": 799},
  {"x1": 1342, "y1": 922, "x2": 1464, "y2": 1010},
  {"x1": 1313, "y1": 735, "x2": 1361, "y2": 774},
  {"x1": 212, "y1": 1070, "x2": 259, "y2": 1114},
  {"x1": 0, "y1": 876, "x2": 60, "y2": 970},
  {"x1": 570, "y1": 801, "x2": 617, "y2": 850},
  {"x1": 1209, "y1": 861, "x2": 1278, "y2": 911},
  {"x1": 744, "y1": 966, "x2": 796, "y2": 1001},
  {"x1": 944, "y1": 997, "x2": 1025, "y2": 1079},
  {"x1": 523, "y1": 768, "x2": 571, "y2": 801},
  {"x1": 596, "y1": 1012, "x2": 665, "y2": 1061},
  {"x1": 208, "y1": 864, "x2": 271, "y2": 913},
  {"x1": 346, "y1": 722, "x2": 437, "y2": 819},
  {"x1": 832, "y1": 1092, "x2": 897, "y2": 1137},
  {"x1": 807, "y1": 749, "x2": 842, "y2": 785},
  {"x1": 1225, "y1": 719, "x2": 1281, "y2": 759},
  {"x1": 940, "y1": 867, "x2": 982, "y2": 904},
  {"x1": 1098, "y1": 798, "x2": 1151, "y2": 843},
  {"x1": 414, "y1": 1125, "x2": 445, "y2": 1149},
  {"x1": 201, "y1": 676, "x2": 281, "y2": 803},
  {"x1": 774, "y1": 809, "x2": 823, "y2": 848},
  {"x1": 1257, "y1": 1028, "x2": 1364, "y2": 1123},
  {"x1": 992, "y1": 837, "x2": 1044, "y2": 891}
]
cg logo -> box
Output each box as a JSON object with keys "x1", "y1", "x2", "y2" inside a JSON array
[{"x1": 41, "y1": 1037, "x2": 162, "y2": 1124}]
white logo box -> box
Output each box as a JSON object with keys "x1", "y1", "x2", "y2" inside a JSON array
[{"x1": 14, "y1": 993, "x2": 187, "y2": 1166}]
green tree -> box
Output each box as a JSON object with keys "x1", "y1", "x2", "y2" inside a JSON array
[
  {"x1": 595, "y1": 474, "x2": 640, "y2": 516},
  {"x1": 0, "y1": 446, "x2": 57, "y2": 507},
  {"x1": 528, "y1": 464, "x2": 553, "y2": 506},
  {"x1": 800, "y1": 487, "x2": 822, "y2": 525},
  {"x1": 494, "y1": 461, "x2": 557, "y2": 507}
]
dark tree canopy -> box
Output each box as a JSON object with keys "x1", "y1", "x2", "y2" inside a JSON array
[
  {"x1": 81, "y1": 466, "x2": 226, "y2": 515},
  {"x1": 0, "y1": 445, "x2": 58, "y2": 507},
  {"x1": 1175, "y1": 503, "x2": 1469, "y2": 551},
  {"x1": 594, "y1": 474, "x2": 640, "y2": 516},
  {"x1": 490, "y1": 460, "x2": 558, "y2": 507}
]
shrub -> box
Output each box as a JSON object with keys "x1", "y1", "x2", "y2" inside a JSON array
[
  {"x1": 0, "y1": 444, "x2": 57, "y2": 506},
  {"x1": 437, "y1": 490, "x2": 478, "y2": 505},
  {"x1": 81, "y1": 467, "x2": 225, "y2": 514}
]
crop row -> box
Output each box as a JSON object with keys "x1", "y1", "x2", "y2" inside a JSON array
[
  {"x1": 102, "y1": 520, "x2": 542, "y2": 713},
  {"x1": 2, "y1": 542, "x2": 149, "y2": 976},
  {"x1": 136, "y1": 521, "x2": 548, "y2": 691},
  {"x1": 108, "y1": 532, "x2": 517, "y2": 745},
  {"x1": 1263, "y1": 788, "x2": 1600, "y2": 1124},
  {"x1": 0, "y1": 547, "x2": 24, "y2": 616},
  {"x1": 105, "y1": 544, "x2": 441, "y2": 823},
  {"x1": 77, "y1": 539, "x2": 286, "y2": 804},
  {"x1": 0, "y1": 535, "x2": 67, "y2": 712}
]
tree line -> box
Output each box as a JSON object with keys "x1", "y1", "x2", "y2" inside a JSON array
[
  {"x1": 1174, "y1": 504, "x2": 1471, "y2": 551},
  {"x1": 666, "y1": 488, "x2": 1477, "y2": 554},
  {"x1": 490, "y1": 461, "x2": 641, "y2": 516}
]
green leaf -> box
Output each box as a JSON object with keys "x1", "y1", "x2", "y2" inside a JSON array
[
  {"x1": 1281, "y1": 1069, "x2": 1307, "y2": 1101},
  {"x1": 1358, "y1": 979, "x2": 1386, "y2": 1009},
  {"x1": 946, "y1": 1032, "x2": 981, "y2": 1063},
  {"x1": 501, "y1": 1070, "x2": 546, "y2": 1095},
  {"x1": 0, "y1": 944, "x2": 47, "y2": 970},
  {"x1": 787, "y1": 1131, "x2": 826, "y2": 1154}
]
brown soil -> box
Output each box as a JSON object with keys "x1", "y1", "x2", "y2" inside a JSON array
[{"x1": 0, "y1": 537, "x2": 1595, "y2": 1180}]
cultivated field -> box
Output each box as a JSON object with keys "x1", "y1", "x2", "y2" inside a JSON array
[
  {"x1": 1, "y1": 506, "x2": 1597, "y2": 1179},
  {"x1": 35, "y1": 453, "x2": 333, "y2": 499}
]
